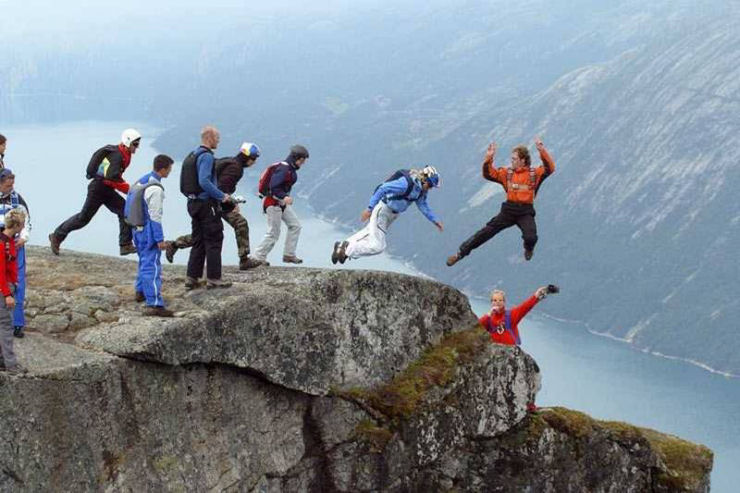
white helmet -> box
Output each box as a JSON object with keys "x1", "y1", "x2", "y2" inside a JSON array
[
  {"x1": 121, "y1": 128, "x2": 142, "y2": 148},
  {"x1": 421, "y1": 165, "x2": 441, "y2": 187}
]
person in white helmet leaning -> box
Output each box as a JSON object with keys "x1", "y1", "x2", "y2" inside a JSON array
[
  {"x1": 332, "y1": 166, "x2": 443, "y2": 264},
  {"x1": 49, "y1": 128, "x2": 142, "y2": 256}
]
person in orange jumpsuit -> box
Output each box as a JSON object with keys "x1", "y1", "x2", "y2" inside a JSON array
[{"x1": 447, "y1": 137, "x2": 555, "y2": 266}]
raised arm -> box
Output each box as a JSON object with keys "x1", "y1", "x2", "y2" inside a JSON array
[
  {"x1": 535, "y1": 137, "x2": 555, "y2": 176},
  {"x1": 482, "y1": 142, "x2": 506, "y2": 184}
]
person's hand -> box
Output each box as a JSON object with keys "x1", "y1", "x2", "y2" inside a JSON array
[
  {"x1": 435, "y1": 221, "x2": 444, "y2": 232},
  {"x1": 283, "y1": 196, "x2": 294, "y2": 206},
  {"x1": 534, "y1": 136, "x2": 545, "y2": 152},
  {"x1": 15, "y1": 238, "x2": 26, "y2": 248},
  {"x1": 4, "y1": 295, "x2": 15, "y2": 309},
  {"x1": 158, "y1": 241, "x2": 169, "y2": 251},
  {"x1": 535, "y1": 286, "x2": 548, "y2": 300},
  {"x1": 485, "y1": 142, "x2": 498, "y2": 161},
  {"x1": 222, "y1": 194, "x2": 232, "y2": 204},
  {"x1": 361, "y1": 209, "x2": 372, "y2": 222}
]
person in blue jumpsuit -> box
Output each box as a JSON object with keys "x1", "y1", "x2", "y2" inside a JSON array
[
  {"x1": 128, "y1": 155, "x2": 175, "y2": 317},
  {"x1": 0, "y1": 168, "x2": 31, "y2": 337}
]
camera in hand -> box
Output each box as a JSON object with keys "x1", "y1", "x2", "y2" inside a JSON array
[{"x1": 547, "y1": 284, "x2": 560, "y2": 294}]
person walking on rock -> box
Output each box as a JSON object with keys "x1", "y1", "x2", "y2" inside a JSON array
[
  {"x1": 180, "y1": 126, "x2": 233, "y2": 290},
  {"x1": 49, "y1": 128, "x2": 142, "y2": 256},
  {"x1": 0, "y1": 169, "x2": 31, "y2": 338},
  {"x1": 332, "y1": 166, "x2": 443, "y2": 264},
  {"x1": 0, "y1": 208, "x2": 27, "y2": 374},
  {"x1": 166, "y1": 142, "x2": 261, "y2": 270},
  {"x1": 126, "y1": 155, "x2": 175, "y2": 317},
  {"x1": 447, "y1": 137, "x2": 555, "y2": 266},
  {"x1": 249, "y1": 145, "x2": 309, "y2": 266}
]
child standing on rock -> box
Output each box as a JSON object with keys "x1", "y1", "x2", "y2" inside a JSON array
[{"x1": 0, "y1": 208, "x2": 27, "y2": 374}]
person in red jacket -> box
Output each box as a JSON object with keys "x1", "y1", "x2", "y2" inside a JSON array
[
  {"x1": 479, "y1": 285, "x2": 557, "y2": 346},
  {"x1": 49, "y1": 129, "x2": 141, "y2": 256},
  {"x1": 0, "y1": 208, "x2": 26, "y2": 373}
]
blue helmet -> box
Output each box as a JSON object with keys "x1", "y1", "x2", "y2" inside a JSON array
[
  {"x1": 422, "y1": 165, "x2": 440, "y2": 188},
  {"x1": 239, "y1": 142, "x2": 261, "y2": 159}
]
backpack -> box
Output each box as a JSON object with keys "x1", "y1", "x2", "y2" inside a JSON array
[
  {"x1": 85, "y1": 145, "x2": 118, "y2": 179},
  {"x1": 124, "y1": 180, "x2": 163, "y2": 227},
  {"x1": 257, "y1": 162, "x2": 287, "y2": 198},
  {"x1": 486, "y1": 311, "x2": 521, "y2": 345},
  {"x1": 180, "y1": 147, "x2": 211, "y2": 197},
  {"x1": 374, "y1": 169, "x2": 416, "y2": 202}
]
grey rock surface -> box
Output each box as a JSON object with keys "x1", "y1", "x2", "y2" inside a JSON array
[{"x1": 0, "y1": 247, "x2": 712, "y2": 492}]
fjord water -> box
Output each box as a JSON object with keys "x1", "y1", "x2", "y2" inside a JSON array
[{"x1": 8, "y1": 121, "x2": 737, "y2": 491}]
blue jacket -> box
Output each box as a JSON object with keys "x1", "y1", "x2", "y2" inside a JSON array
[
  {"x1": 368, "y1": 176, "x2": 440, "y2": 224},
  {"x1": 136, "y1": 171, "x2": 166, "y2": 247},
  {"x1": 194, "y1": 147, "x2": 225, "y2": 201},
  {"x1": 268, "y1": 162, "x2": 299, "y2": 200}
]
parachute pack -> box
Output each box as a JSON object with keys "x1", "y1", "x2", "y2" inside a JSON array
[
  {"x1": 124, "y1": 180, "x2": 163, "y2": 227},
  {"x1": 257, "y1": 161, "x2": 288, "y2": 198},
  {"x1": 374, "y1": 169, "x2": 416, "y2": 202},
  {"x1": 180, "y1": 147, "x2": 212, "y2": 197},
  {"x1": 85, "y1": 145, "x2": 118, "y2": 179}
]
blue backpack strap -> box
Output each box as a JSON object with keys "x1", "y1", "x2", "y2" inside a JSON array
[
  {"x1": 385, "y1": 170, "x2": 416, "y2": 202},
  {"x1": 504, "y1": 310, "x2": 521, "y2": 345}
]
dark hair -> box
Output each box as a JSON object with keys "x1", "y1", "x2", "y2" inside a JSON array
[
  {"x1": 289, "y1": 144, "x2": 309, "y2": 160},
  {"x1": 512, "y1": 145, "x2": 531, "y2": 167},
  {"x1": 0, "y1": 134, "x2": 6, "y2": 145},
  {"x1": 153, "y1": 154, "x2": 174, "y2": 171}
]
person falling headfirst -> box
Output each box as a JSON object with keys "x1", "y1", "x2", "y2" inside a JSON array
[
  {"x1": 332, "y1": 166, "x2": 443, "y2": 264},
  {"x1": 447, "y1": 137, "x2": 555, "y2": 266},
  {"x1": 49, "y1": 128, "x2": 142, "y2": 256}
]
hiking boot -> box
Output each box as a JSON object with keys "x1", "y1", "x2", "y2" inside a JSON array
[
  {"x1": 119, "y1": 243, "x2": 137, "y2": 256},
  {"x1": 49, "y1": 233, "x2": 62, "y2": 255},
  {"x1": 239, "y1": 257, "x2": 265, "y2": 270},
  {"x1": 446, "y1": 253, "x2": 461, "y2": 266},
  {"x1": 283, "y1": 255, "x2": 303, "y2": 264},
  {"x1": 524, "y1": 248, "x2": 534, "y2": 261},
  {"x1": 165, "y1": 242, "x2": 177, "y2": 264},
  {"x1": 135, "y1": 291, "x2": 146, "y2": 303},
  {"x1": 331, "y1": 241, "x2": 341, "y2": 265},
  {"x1": 4, "y1": 364, "x2": 28, "y2": 375},
  {"x1": 206, "y1": 279, "x2": 232, "y2": 289},
  {"x1": 143, "y1": 306, "x2": 174, "y2": 317},
  {"x1": 185, "y1": 277, "x2": 202, "y2": 290},
  {"x1": 337, "y1": 241, "x2": 349, "y2": 264},
  {"x1": 13, "y1": 326, "x2": 24, "y2": 338}
]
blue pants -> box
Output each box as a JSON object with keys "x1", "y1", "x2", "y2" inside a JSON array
[
  {"x1": 13, "y1": 246, "x2": 25, "y2": 328},
  {"x1": 134, "y1": 231, "x2": 164, "y2": 307}
]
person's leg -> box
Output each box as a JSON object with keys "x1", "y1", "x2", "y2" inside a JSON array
[
  {"x1": 345, "y1": 204, "x2": 394, "y2": 259},
  {"x1": 252, "y1": 206, "x2": 283, "y2": 261},
  {"x1": 53, "y1": 180, "x2": 105, "y2": 241},
  {"x1": 12, "y1": 246, "x2": 26, "y2": 333},
  {"x1": 223, "y1": 209, "x2": 250, "y2": 260},
  {"x1": 0, "y1": 298, "x2": 18, "y2": 369},
  {"x1": 186, "y1": 200, "x2": 207, "y2": 280},
  {"x1": 141, "y1": 243, "x2": 164, "y2": 307},
  {"x1": 203, "y1": 201, "x2": 225, "y2": 281},
  {"x1": 101, "y1": 187, "x2": 133, "y2": 246},
  {"x1": 458, "y1": 207, "x2": 517, "y2": 258},
  {"x1": 281, "y1": 205, "x2": 302, "y2": 258},
  {"x1": 133, "y1": 231, "x2": 145, "y2": 296},
  {"x1": 165, "y1": 234, "x2": 193, "y2": 263},
  {"x1": 516, "y1": 212, "x2": 538, "y2": 259}
]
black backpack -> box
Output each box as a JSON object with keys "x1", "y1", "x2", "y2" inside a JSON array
[
  {"x1": 374, "y1": 169, "x2": 416, "y2": 202},
  {"x1": 180, "y1": 147, "x2": 212, "y2": 196},
  {"x1": 85, "y1": 145, "x2": 118, "y2": 179}
]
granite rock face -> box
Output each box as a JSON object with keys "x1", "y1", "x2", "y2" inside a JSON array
[{"x1": 0, "y1": 247, "x2": 712, "y2": 492}]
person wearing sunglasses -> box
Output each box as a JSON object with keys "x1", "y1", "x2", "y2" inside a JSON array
[{"x1": 49, "y1": 128, "x2": 141, "y2": 256}]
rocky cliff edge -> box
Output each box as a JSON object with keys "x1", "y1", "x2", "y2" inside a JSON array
[{"x1": 0, "y1": 247, "x2": 712, "y2": 492}]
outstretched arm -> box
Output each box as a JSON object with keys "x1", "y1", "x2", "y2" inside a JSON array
[
  {"x1": 535, "y1": 136, "x2": 555, "y2": 176},
  {"x1": 482, "y1": 142, "x2": 501, "y2": 182},
  {"x1": 416, "y1": 194, "x2": 443, "y2": 231}
]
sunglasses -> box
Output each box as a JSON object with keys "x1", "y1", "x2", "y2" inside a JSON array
[{"x1": 132, "y1": 140, "x2": 141, "y2": 148}]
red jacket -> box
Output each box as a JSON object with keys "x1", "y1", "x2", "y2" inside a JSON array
[
  {"x1": 478, "y1": 295, "x2": 539, "y2": 345},
  {"x1": 0, "y1": 232, "x2": 18, "y2": 297},
  {"x1": 101, "y1": 144, "x2": 132, "y2": 194}
]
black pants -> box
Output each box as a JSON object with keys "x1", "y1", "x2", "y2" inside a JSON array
[
  {"x1": 186, "y1": 199, "x2": 224, "y2": 280},
  {"x1": 54, "y1": 179, "x2": 132, "y2": 246},
  {"x1": 458, "y1": 202, "x2": 537, "y2": 257}
]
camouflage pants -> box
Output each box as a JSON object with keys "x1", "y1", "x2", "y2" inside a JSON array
[{"x1": 174, "y1": 209, "x2": 250, "y2": 259}]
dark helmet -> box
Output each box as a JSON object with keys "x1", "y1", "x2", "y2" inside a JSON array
[{"x1": 289, "y1": 144, "x2": 309, "y2": 160}]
